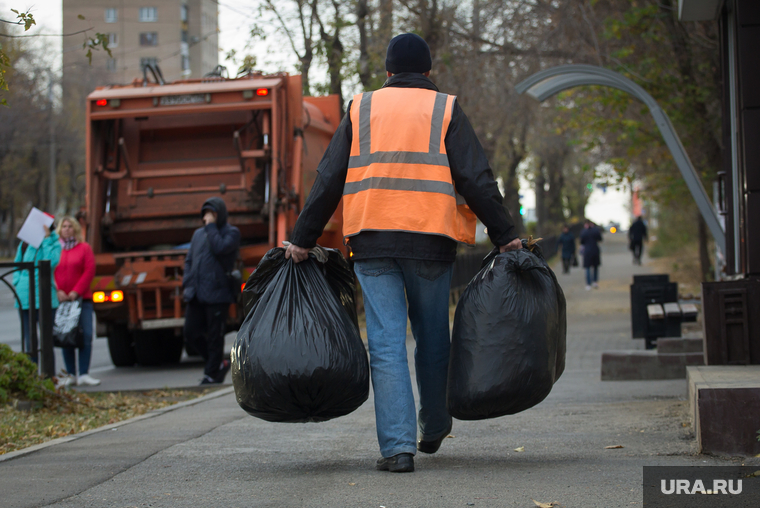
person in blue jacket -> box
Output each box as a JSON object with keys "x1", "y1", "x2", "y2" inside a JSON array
[
  {"x1": 182, "y1": 197, "x2": 240, "y2": 385},
  {"x1": 579, "y1": 219, "x2": 603, "y2": 290},
  {"x1": 558, "y1": 225, "x2": 576, "y2": 274},
  {"x1": 13, "y1": 223, "x2": 61, "y2": 363}
]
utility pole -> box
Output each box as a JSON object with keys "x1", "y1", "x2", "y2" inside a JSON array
[{"x1": 47, "y1": 71, "x2": 56, "y2": 213}]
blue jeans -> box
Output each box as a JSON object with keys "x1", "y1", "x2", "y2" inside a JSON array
[
  {"x1": 354, "y1": 258, "x2": 454, "y2": 458},
  {"x1": 585, "y1": 266, "x2": 599, "y2": 286},
  {"x1": 62, "y1": 300, "x2": 94, "y2": 376}
]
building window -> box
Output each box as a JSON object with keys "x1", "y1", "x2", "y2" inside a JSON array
[
  {"x1": 105, "y1": 8, "x2": 118, "y2": 23},
  {"x1": 139, "y1": 32, "x2": 158, "y2": 46},
  {"x1": 140, "y1": 57, "x2": 158, "y2": 70},
  {"x1": 106, "y1": 58, "x2": 117, "y2": 72},
  {"x1": 139, "y1": 7, "x2": 158, "y2": 22},
  {"x1": 180, "y1": 5, "x2": 188, "y2": 22},
  {"x1": 107, "y1": 33, "x2": 118, "y2": 48}
]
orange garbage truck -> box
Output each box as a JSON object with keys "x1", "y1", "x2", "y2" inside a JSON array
[{"x1": 83, "y1": 71, "x2": 344, "y2": 366}]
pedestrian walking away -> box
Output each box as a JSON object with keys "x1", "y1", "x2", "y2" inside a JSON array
[
  {"x1": 54, "y1": 216, "x2": 98, "y2": 387},
  {"x1": 580, "y1": 219, "x2": 603, "y2": 290},
  {"x1": 182, "y1": 197, "x2": 240, "y2": 385},
  {"x1": 13, "y1": 217, "x2": 61, "y2": 364},
  {"x1": 284, "y1": 33, "x2": 521, "y2": 473},
  {"x1": 558, "y1": 225, "x2": 576, "y2": 274},
  {"x1": 628, "y1": 216, "x2": 648, "y2": 265}
]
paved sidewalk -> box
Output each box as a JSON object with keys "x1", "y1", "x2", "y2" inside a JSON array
[{"x1": 1, "y1": 235, "x2": 756, "y2": 508}]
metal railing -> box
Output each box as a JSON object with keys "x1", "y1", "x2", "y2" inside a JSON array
[{"x1": 0, "y1": 260, "x2": 55, "y2": 378}]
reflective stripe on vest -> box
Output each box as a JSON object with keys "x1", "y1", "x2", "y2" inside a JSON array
[{"x1": 343, "y1": 87, "x2": 476, "y2": 244}]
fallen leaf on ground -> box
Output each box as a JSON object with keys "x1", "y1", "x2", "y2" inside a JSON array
[
  {"x1": 446, "y1": 434, "x2": 455, "y2": 438},
  {"x1": 348, "y1": 483, "x2": 356, "y2": 486},
  {"x1": 532, "y1": 499, "x2": 560, "y2": 507},
  {"x1": 514, "y1": 446, "x2": 525, "y2": 452},
  {"x1": 605, "y1": 445, "x2": 624, "y2": 449}
]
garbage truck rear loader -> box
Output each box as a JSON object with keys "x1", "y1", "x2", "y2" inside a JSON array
[{"x1": 84, "y1": 73, "x2": 344, "y2": 366}]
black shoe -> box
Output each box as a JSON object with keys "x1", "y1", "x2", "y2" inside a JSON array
[
  {"x1": 215, "y1": 359, "x2": 231, "y2": 383},
  {"x1": 376, "y1": 453, "x2": 415, "y2": 473},
  {"x1": 417, "y1": 419, "x2": 453, "y2": 454},
  {"x1": 200, "y1": 375, "x2": 218, "y2": 385}
]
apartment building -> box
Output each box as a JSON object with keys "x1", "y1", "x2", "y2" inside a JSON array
[{"x1": 62, "y1": 0, "x2": 219, "y2": 89}]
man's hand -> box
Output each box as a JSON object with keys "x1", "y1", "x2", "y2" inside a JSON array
[
  {"x1": 67, "y1": 291, "x2": 79, "y2": 301},
  {"x1": 57, "y1": 290, "x2": 68, "y2": 302},
  {"x1": 499, "y1": 237, "x2": 523, "y2": 253},
  {"x1": 203, "y1": 211, "x2": 217, "y2": 226},
  {"x1": 285, "y1": 243, "x2": 310, "y2": 263}
]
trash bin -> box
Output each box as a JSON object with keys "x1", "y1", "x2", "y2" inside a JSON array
[{"x1": 630, "y1": 274, "x2": 679, "y2": 349}]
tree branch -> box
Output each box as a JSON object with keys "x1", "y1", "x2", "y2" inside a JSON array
[{"x1": 0, "y1": 27, "x2": 95, "y2": 38}]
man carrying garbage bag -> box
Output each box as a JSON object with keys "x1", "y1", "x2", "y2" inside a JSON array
[{"x1": 286, "y1": 33, "x2": 520, "y2": 473}]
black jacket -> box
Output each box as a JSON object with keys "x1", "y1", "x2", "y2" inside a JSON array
[
  {"x1": 290, "y1": 73, "x2": 517, "y2": 262},
  {"x1": 580, "y1": 226, "x2": 603, "y2": 268},
  {"x1": 558, "y1": 232, "x2": 576, "y2": 259},
  {"x1": 183, "y1": 197, "x2": 241, "y2": 304},
  {"x1": 629, "y1": 219, "x2": 648, "y2": 243}
]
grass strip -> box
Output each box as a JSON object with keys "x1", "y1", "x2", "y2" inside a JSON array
[{"x1": 1, "y1": 387, "x2": 216, "y2": 455}]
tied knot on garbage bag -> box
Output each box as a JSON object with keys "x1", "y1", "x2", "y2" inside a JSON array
[
  {"x1": 232, "y1": 245, "x2": 369, "y2": 423},
  {"x1": 447, "y1": 238, "x2": 567, "y2": 420}
]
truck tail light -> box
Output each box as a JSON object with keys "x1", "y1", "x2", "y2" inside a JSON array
[
  {"x1": 93, "y1": 290, "x2": 124, "y2": 303},
  {"x1": 256, "y1": 88, "x2": 269, "y2": 96},
  {"x1": 95, "y1": 99, "x2": 120, "y2": 108}
]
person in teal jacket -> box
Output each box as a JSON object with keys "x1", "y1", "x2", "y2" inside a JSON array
[{"x1": 13, "y1": 224, "x2": 61, "y2": 363}]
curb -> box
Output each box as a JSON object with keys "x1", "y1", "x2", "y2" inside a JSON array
[{"x1": 0, "y1": 386, "x2": 235, "y2": 463}]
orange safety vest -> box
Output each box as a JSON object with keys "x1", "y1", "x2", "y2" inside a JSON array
[{"x1": 343, "y1": 87, "x2": 477, "y2": 245}]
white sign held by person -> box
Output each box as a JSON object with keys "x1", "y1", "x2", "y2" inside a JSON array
[{"x1": 16, "y1": 208, "x2": 55, "y2": 249}]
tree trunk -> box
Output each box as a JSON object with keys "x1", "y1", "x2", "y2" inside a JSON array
[
  {"x1": 356, "y1": 0, "x2": 371, "y2": 89},
  {"x1": 320, "y1": 5, "x2": 345, "y2": 113},
  {"x1": 501, "y1": 156, "x2": 524, "y2": 235},
  {"x1": 300, "y1": 53, "x2": 313, "y2": 96}
]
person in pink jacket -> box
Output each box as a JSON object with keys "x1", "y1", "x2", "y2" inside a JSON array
[{"x1": 54, "y1": 216, "x2": 99, "y2": 387}]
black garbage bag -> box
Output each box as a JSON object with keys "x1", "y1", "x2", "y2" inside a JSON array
[
  {"x1": 447, "y1": 240, "x2": 566, "y2": 420},
  {"x1": 232, "y1": 246, "x2": 369, "y2": 423}
]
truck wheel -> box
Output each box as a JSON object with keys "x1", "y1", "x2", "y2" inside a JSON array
[
  {"x1": 133, "y1": 330, "x2": 162, "y2": 366},
  {"x1": 161, "y1": 333, "x2": 184, "y2": 364},
  {"x1": 107, "y1": 325, "x2": 136, "y2": 367}
]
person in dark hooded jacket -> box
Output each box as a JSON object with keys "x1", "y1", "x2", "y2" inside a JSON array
[{"x1": 183, "y1": 197, "x2": 240, "y2": 384}]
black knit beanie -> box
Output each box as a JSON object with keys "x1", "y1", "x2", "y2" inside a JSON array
[{"x1": 385, "y1": 33, "x2": 432, "y2": 74}]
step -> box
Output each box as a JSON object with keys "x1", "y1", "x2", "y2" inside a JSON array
[
  {"x1": 656, "y1": 337, "x2": 704, "y2": 354},
  {"x1": 601, "y1": 350, "x2": 704, "y2": 381},
  {"x1": 687, "y1": 366, "x2": 760, "y2": 456}
]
